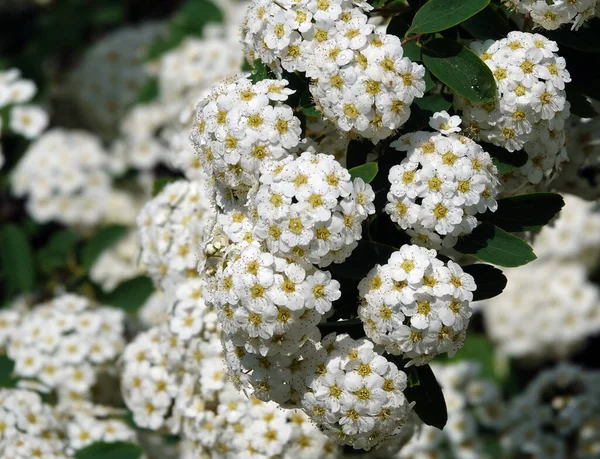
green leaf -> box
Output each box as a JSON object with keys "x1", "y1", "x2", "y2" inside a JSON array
[
  {"x1": 459, "y1": 5, "x2": 510, "y2": 40},
  {"x1": 152, "y1": 177, "x2": 179, "y2": 197},
  {"x1": 402, "y1": 41, "x2": 422, "y2": 61},
  {"x1": 454, "y1": 223, "x2": 536, "y2": 268},
  {"x1": 81, "y1": 225, "x2": 128, "y2": 271},
  {"x1": 422, "y1": 39, "x2": 496, "y2": 102},
  {"x1": 450, "y1": 334, "x2": 498, "y2": 382},
  {"x1": 250, "y1": 59, "x2": 270, "y2": 84},
  {"x1": 37, "y1": 229, "x2": 78, "y2": 273},
  {"x1": 462, "y1": 264, "x2": 507, "y2": 301},
  {"x1": 136, "y1": 77, "x2": 159, "y2": 104},
  {"x1": 0, "y1": 224, "x2": 35, "y2": 295},
  {"x1": 0, "y1": 355, "x2": 15, "y2": 387},
  {"x1": 97, "y1": 276, "x2": 154, "y2": 312},
  {"x1": 414, "y1": 93, "x2": 452, "y2": 112},
  {"x1": 75, "y1": 441, "x2": 144, "y2": 459},
  {"x1": 349, "y1": 162, "x2": 378, "y2": 183},
  {"x1": 327, "y1": 241, "x2": 397, "y2": 280},
  {"x1": 484, "y1": 193, "x2": 565, "y2": 233},
  {"x1": 404, "y1": 364, "x2": 448, "y2": 430},
  {"x1": 409, "y1": 0, "x2": 490, "y2": 35}
]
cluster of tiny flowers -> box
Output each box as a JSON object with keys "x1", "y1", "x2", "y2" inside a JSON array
[
  {"x1": 503, "y1": 363, "x2": 600, "y2": 458},
  {"x1": 191, "y1": 77, "x2": 302, "y2": 196},
  {"x1": 90, "y1": 231, "x2": 144, "y2": 292},
  {"x1": 387, "y1": 115, "x2": 500, "y2": 249},
  {"x1": 456, "y1": 32, "x2": 571, "y2": 190},
  {"x1": 399, "y1": 362, "x2": 506, "y2": 459},
  {"x1": 553, "y1": 115, "x2": 600, "y2": 201},
  {"x1": 0, "y1": 68, "x2": 48, "y2": 169},
  {"x1": 5, "y1": 294, "x2": 125, "y2": 395},
  {"x1": 137, "y1": 291, "x2": 171, "y2": 329},
  {"x1": 11, "y1": 129, "x2": 113, "y2": 225},
  {"x1": 69, "y1": 22, "x2": 166, "y2": 137},
  {"x1": 137, "y1": 180, "x2": 215, "y2": 290},
  {"x1": 358, "y1": 245, "x2": 475, "y2": 365},
  {"x1": 0, "y1": 389, "x2": 70, "y2": 458},
  {"x1": 298, "y1": 334, "x2": 412, "y2": 450},
  {"x1": 504, "y1": 0, "x2": 597, "y2": 30}
]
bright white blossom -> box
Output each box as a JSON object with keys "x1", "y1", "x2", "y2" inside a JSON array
[{"x1": 504, "y1": 0, "x2": 597, "y2": 30}]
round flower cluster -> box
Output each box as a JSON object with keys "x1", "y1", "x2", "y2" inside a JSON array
[
  {"x1": 0, "y1": 68, "x2": 48, "y2": 169},
  {"x1": 503, "y1": 363, "x2": 600, "y2": 458},
  {"x1": 242, "y1": 0, "x2": 425, "y2": 141},
  {"x1": 90, "y1": 230, "x2": 144, "y2": 292},
  {"x1": 553, "y1": 116, "x2": 600, "y2": 201},
  {"x1": 0, "y1": 388, "x2": 70, "y2": 458},
  {"x1": 480, "y1": 259, "x2": 600, "y2": 360},
  {"x1": 358, "y1": 245, "x2": 475, "y2": 365},
  {"x1": 399, "y1": 362, "x2": 506, "y2": 459},
  {"x1": 5, "y1": 294, "x2": 125, "y2": 395},
  {"x1": 69, "y1": 22, "x2": 166, "y2": 137},
  {"x1": 504, "y1": 0, "x2": 597, "y2": 30},
  {"x1": 387, "y1": 115, "x2": 500, "y2": 249},
  {"x1": 299, "y1": 334, "x2": 412, "y2": 451},
  {"x1": 11, "y1": 129, "x2": 113, "y2": 226},
  {"x1": 191, "y1": 77, "x2": 302, "y2": 196},
  {"x1": 137, "y1": 180, "x2": 214, "y2": 290},
  {"x1": 456, "y1": 32, "x2": 571, "y2": 190},
  {"x1": 137, "y1": 291, "x2": 170, "y2": 329}
]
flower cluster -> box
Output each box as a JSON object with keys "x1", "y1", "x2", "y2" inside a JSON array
[
  {"x1": 456, "y1": 32, "x2": 571, "y2": 191},
  {"x1": 137, "y1": 180, "x2": 215, "y2": 290},
  {"x1": 358, "y1": 245, "x2": 475, "y2": 365},
  {"x1": 387, "y1": 115, "x2": 500, "y2": 249},
  {"x1": 503, "y1": 363, "x2": 600, "y2": 458},
  {"x1": 69, "y1": 22, "x2": 166, "y2": 137},
  {"x1": 5, "y1": 294, "x2": 125, "y2": 395},
  {"x1": 11, "y1": 129, "x2": 113, "y2": 225},
  {"x1": 0, "y1": 68, "x2": 48, "y2": 169},
  {"x1": 504, "y1": 0, "x2": 597, "y2": 30},
  {"x1": 191, "y1": 77, "x2": 302, "y2": 196},
  {"x1": 399, "y1": 362, "x2": 506, "y2": 459}
]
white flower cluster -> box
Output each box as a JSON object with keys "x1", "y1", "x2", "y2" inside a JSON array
[
  {"x1": 554, "y1": 115, "x2": 600, "y2": 201},
  {"x1": 191, "y1": 77, "x2": 302, "y2": 196},
  {"x1": 387, "y1": 117, "x2": 500, "y2": 249},
  {"x1": 399, "y1": 362, "x2": 506, "y2": 459},
  {"x1": 69, "y1": 22, "x2": 166, "y2": 137},
  {"x1": 5, "y1": 294, "x2": 125, "y2": 395},
  {"x1": 457, "y1": 32, "x2": 571, "y2": 191},
  {"x1": 137, "y1": 291, "x2": 171, "y2": 329},
  {"x1": 503, "y1": 363, "x2": 600, "y2": 458},
  {"x1": 11, "y1": 129, "x2": 113, "y2": 225},
  {"x1": 504, "y1": 0, "x2": 597, "y2": 30},
  {"x1": 137, "y1": 180, "x2": 214, "y2": 290},
  {"x1": 358, "y1": 245, "x2": 475, "y2": 365},
  {"x1": 90, "y1": 231, "x2": 144, "y2": 292},
  {"x1": 242, "y1": 0, "x2": 425, "y2": 141},
  {"x1": 0, "y1": 388, "x2": 70, "y2": 459}
]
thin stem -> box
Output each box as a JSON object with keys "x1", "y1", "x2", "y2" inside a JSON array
[{"x1": 401, "y1": 33, "x2": 423, "y2": 46}]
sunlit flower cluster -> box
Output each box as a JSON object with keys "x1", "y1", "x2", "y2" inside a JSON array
[
  {"x1": 504, "y1": 0, "x2": 597, "y2": 30},
  {"x1": 90, "y1": 231, "x2": 144, "y2": 292}
]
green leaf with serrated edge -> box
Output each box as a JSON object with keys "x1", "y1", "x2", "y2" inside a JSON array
[
  {"x1": 404, "y1": 364, "x2": 448, "y2": 430},
  {"x1": 462, "y1": 264, "x2": 507, "y2": 301},
  {"x1": 75, "y1": 441, "x2": 143, "y2": 459},
  {"x1": 409, "y1": 0, "x2": 490, "y2": 35},
  {"x1": 482, "y1": 193, "x2": 565, "y2": 233},
  {"x1": 414, "y1": 93, "x2": 452, "y2": 112},
  {"x1": 0, "y1": 224, "x2": 35, "y2": 295},
  {"x1": 454, "y1": 223, "x2": 536, "y2": 268},
  {"x1": 349, "y1": 162, "x2": 378, "y2": 183},
  {"x1": 460, "y1": 5, "x2": 510, "y2": 40},
  {"x1": 81, "y1": 225, "x2": 128, "y2": 271},
  {"x1": 152, "y1": 177, "x2": 179, "y2": 197},
  {"x1": 422, "y1": 39, "x2": 496, "y2": 102},
  {"x1": 97, "y1": 276, "x2": 154, "y2": 311},
  {"x1": 327, "y1": 241, "x2": 397, "y2": 280}
]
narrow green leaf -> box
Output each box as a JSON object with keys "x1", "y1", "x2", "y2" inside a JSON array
[
  {"x1": 462, "y1": 264, "x2": 507, "y2": 301},
  {"x1": 422, "y1": 39, "x2": 496, "y2": 102},
  {"x1": 454, "y1": 223, "x2": 536, "y2": 267},
  {"x1": 152, "y1": 177, "x2": 179, "y2": 197},
  {"x1": 97, "y1": 276, "x2": 154, "y2": 312},
  {"x1": 75, "y1": 441, "x2": 143, "y2": 459},
  {"x1": 414, "y1": 93, "x2": 452, "y2": 112},
  {"x1": 404, "y1": 364, "x2": 448, "y2": 430},
  {"x1": 0, "y1": 224, "x2": 35, "y2": 295},
  {"x1": 460, "y1": 5, "x2": 510, "y2": 40},
  {"x1": 81, "y1": 225, "x2": 128, "y2": 270},
  {"x1": 409, "y1": 0, "x2": 490, "y2": 35},
  {"x1": 349, "y1": 162, "x2": 378, "y2": 183},
  {"x1": 327, "y1": 241, "x2": 397, "y2": 280},
  {"x1": 484, "y1": 193, "x2": 565, "y2": 233}
]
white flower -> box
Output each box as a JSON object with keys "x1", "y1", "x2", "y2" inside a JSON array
[{"x1": 429, "y1": 110, "x2": 461, "y2": 134}]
